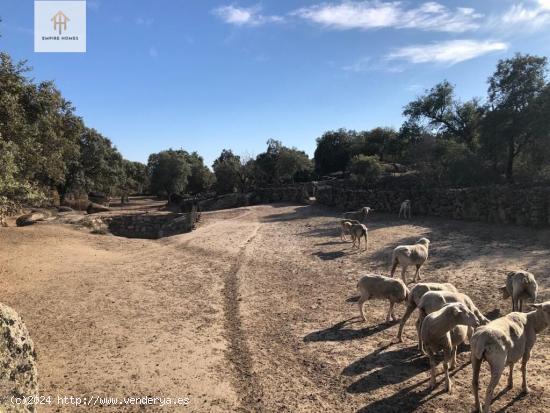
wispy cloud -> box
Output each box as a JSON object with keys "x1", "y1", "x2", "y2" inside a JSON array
[
  {"x1": 342, "y1": 57, "x2": 374, "y2": 72},
  {"x1": 213, "y1": 5, "x2": 283, "y2": 27},
  {"x1": 386, "y1": 39, "x2": 508, "y2": 66},
  {"x1": 498, "y1": 0, "x2": 550, "y2": 30},
  {"x1": 292, "y1": 1, "x2": 482, "y2": 33}
]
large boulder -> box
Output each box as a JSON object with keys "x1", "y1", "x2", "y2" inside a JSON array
[
  {"x1": 88, "y1": 192, "x2": 110, "y2": 206},
  {"x1": 86, "y1": 203, "x2": 111, "y2": 214},
  {"x1": 15, "y1": 212, "x2": 47, "y2": 227},
  {"x1": 0, "y1": 303, "x2": 38, "y2": 413}
]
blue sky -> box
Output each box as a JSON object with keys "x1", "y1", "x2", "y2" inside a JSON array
[{"x1": 1, "y1": 0, "x2": 550, "y2": 167}]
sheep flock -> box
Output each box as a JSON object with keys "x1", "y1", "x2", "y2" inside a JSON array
[{"x1": 337, "y1": 203, "x2": 548, "y2": 413}]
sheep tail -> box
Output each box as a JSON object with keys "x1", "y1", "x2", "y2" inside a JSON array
[{"x1": 471, "y1": 336, "x2": 486, "y2": 360}]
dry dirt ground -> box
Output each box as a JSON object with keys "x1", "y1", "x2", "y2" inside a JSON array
[{"x1": 1, "y1": 201, "x2": 549, "y2": 413}]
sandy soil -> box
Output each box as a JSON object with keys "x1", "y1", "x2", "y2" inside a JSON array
[{"x1": 1, "y1": 202, "x2": 549, "y2": 412}]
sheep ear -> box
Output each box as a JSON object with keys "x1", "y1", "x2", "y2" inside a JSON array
[
  {"x1": 530, "y1": 303, "x2": 542, "y2": 310},
  {"x1": 451, "y1": 306, "x2": 460, "y2": 316}
]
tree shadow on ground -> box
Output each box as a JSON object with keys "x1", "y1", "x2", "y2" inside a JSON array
[{"x1": 303, "y1": 317, "x2": 398, "y2": 342}]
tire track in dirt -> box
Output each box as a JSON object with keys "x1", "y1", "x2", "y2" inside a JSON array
[{"x1": 222, "y1": 218, "x2": 265, "y2": 413}]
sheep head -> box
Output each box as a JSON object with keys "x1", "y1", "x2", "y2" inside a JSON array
[
  {"x1": 416, "y1": 238, "x2": 430, "y2": 246},
  {"x1": 530, "y1": 302, "x2": 550, "y2": 327},
  {"x1": 451, "y1": 303, "x2": 480, "y2": 328}
]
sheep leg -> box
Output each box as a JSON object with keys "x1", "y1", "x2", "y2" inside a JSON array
[
  {"x1": 483, "y1": 363, "x2": 505, "y2": 413},
  {"x1": 429, "y1": 355, "x2": 437, "y2": 389},
  {"x1": 396, "y1": 303, "x2": 415, "y2": 342},
  {"x1": 521, "y1": 352, "x2": 530, "y2": 394},
  {"x1": 401, "y1": 266, "x2": 408, "y2": 284},
  {"x1": 358, "y1": 296, "x2": 368, "y2": 322},
  {"x1": 444, "y1": 360, "x2": 452, "y2": 394},
  {"x1": 450, "y1": 346, "x2": 458, "y2": 370},
  {"x1": 414, "y1": 264, "x2": 422, "y2": 282},
  {"x1": 416, "y1": 313, "x2": 425, "y2": 352},
  {"x1": 390, "y1": 302, "x2": 397, "y2": 321},
  {"x1": 386, "y1": 302, "x2": 395, "y2": 323},
  {"x1": 472, "y1": 355, "x2": 482, "y2": 413},
  {"x1": 519, "y1": 298, "x2": 523, "y2": 312},
  {"x1": 507, "y1": 363, "x2": 514, "y2": 389},
  {"x1": 390, "y1": 261, "x2": 398, "y2": 277},
  {"x1": 364, "y1": 232, "x2": 368, "y2": 251}
]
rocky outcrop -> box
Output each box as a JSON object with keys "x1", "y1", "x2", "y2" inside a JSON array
[
  {"x1": 86, "y1": 203, "x2": 111, "y2": 214},
  {"x1": 315, "y1": 184, "x2": 550, "y2": 227},
  {"x1": 0, "y1": 303, "x2": 38, "y2": 413},
  {"x1": 15, "y1": 212, "x2": 48, "y2": 227}
]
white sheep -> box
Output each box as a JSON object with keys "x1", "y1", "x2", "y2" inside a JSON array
[
  {"x1": 340, "y1": 219, "x2": 360, "y2": 241},
  {"x1": 390, "y1": 237, "x2": 430, "y2": 283},
  {"x1": 500, "y1": 270, "x2": 538, "y2": 312},
  {"x1": 350, "y1": 223, "x2": 368, "y2": 250},
  {"x1": 357, "y1": 274, "x2": 409, "y2": 323},
  {"x1": 417, "y1": 290, "x2": 489, "y2": 351},
  {"x1": 421, "y1": 302, "x2": 480, "y2": 393},
  {"x1": 343, "y1": 207, "x2": 372, "y2": 222},
  {"x1": 399, "y1": 199, "x2": 411, "y2": 219},
  {"x1": 396, "y1": 282, "x2": 458, "y2": 342},
  {"x1": 471, "y1": 302, "x2": 550, "y2": 413}
]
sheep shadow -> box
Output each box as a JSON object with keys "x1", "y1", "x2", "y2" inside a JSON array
[
  {"x1": 345, "y1": 346, "x2": 426, "y2": 394},
  {"x1": 303, "y1": 317, "x2": 398, "y2": 342},
  {"x1": 352, "y1": 352, "x2": 471, "y2": 412},
  {"x1": 312, "y1": 251, "x2": 347, "y2": 261}
]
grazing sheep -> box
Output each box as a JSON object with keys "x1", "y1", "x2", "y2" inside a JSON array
[
  {"x1": 471, "y1": 302, "x2": 550, "y2": 413},
  {"x1": 343, "y1": 207, "x2": 372, "y2": 222},
  {"x1": 417, "y1": 290, "x2": 489, "y2": 351},
  {"x1": 350, "y1": 223, "x2": 368, "y2": 250},
  {"x1": 340, "y1": 219, "x2": 361, "y2": 241},
  {"x1": 357, "y1": 274, "x2": 409, "y2": 323},
  {"x1": 399, "y1": 200, "x2": 411, "y2": 219},
  {"x1": 390, "y1": 238, "x2": 430, "y2": 284},
  {"x1": 396, "y1": 282, "x2": 458, "y2": 342},
  {"x1": 421, "y1": 303, "x2": 480, "y2": 393},
  {"x1": 500, "y1": 270, "x2": 538, "y2": 312}
]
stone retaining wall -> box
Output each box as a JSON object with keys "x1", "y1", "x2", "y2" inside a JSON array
[
  {"x1": 105, "y1": 211, "x2": 197, "y2": 239},
  {"x1": 315, "y1": 184, "x2": 550, "y2": 227}
]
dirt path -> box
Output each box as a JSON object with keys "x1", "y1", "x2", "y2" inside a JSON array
[{"x1": 1, "y1": 204, "x2": 549, "y2": 412}]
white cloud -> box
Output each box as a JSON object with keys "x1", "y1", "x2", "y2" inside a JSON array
[
  {"x1": 213, "y1": 5, "x2": 283, "y2": 27},
  {"x1": 292, "y1": 1, "x2": 482, "y2": 33},
  {"x1": 386, "y1": 39, "x2": 508, "y2": 65},
  {"x1": 499, "y1": 1, "x2": 550, "y2": 29},
  {"x1": 293, "y1": 1, "x2": 399, "y2": 30}
]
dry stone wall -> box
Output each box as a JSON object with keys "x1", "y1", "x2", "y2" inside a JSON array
[
  {"x1": 315, "y1": 184, "x2": 550, "y2": 227},
  {"x1": 105, "y1": 212, "x2": 197, "y2": 239}
]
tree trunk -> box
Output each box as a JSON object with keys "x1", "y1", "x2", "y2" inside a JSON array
[{"x1": 506, "y1": 136, "x2": 515, "y2": 183}]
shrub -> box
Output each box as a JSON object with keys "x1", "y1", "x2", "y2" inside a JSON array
[{"x1": 349, "y1": 155, "x2": 383, "y2": 186}]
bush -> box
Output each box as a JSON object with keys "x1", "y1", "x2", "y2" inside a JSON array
[{"x1": 349, "y1": 155, "x2": 383, "y2": 186}]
